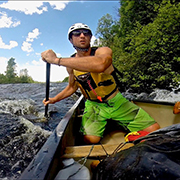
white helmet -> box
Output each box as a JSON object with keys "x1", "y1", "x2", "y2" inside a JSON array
[{"x1": 68, "y1": 23, "x2": 92, "y2": 40}]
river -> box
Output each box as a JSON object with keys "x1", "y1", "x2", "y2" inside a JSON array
[
  {"x1": 0, "y1": 83, "x2": 180, "y2": 180},
  {"x1": 0, "y1": 83, "x2": 78, "y2": 180}
]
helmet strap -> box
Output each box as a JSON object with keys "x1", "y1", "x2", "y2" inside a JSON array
[{"x1": 73, "y1": 45, "x2": 90, "y2": 52}]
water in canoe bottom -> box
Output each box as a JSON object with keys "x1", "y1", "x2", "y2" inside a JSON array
[{"x1": 93, "y1": 124, "x2": 180, "y2": 180}]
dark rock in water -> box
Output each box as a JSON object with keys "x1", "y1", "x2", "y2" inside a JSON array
[
  {"x1": 121, "y1": 92, "x2": 136, "y2": 100},
  {"x1": 122, "y1": 88, "x2": 180, "y2": 103},
  {"x1": 174, "y1": 87, "x2": 180, "y2": 94},
  {"x1": 148, "y1": 91, "x2": 157, "y2": 99},
  {"x1": 136, "y1": 92, "x2": 149, "y2": 100}
]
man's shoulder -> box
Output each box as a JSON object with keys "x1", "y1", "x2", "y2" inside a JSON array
[
  {"x1": 95, "y1": 46, "x2": 112, "y2": 55},
  {"x1": 97, "y1": 46, "x2": 111, "y2": 50}
]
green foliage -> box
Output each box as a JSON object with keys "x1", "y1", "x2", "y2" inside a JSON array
[
  {"x1": 62, "y1": 76, "x2": 69, "y2": 82},
  {"x1": 96, "y1": 0, "x2": 180, "y2": 93},
  {"x1": 5, "y1": 57, "x2": 17, "y2": 81},
  {"x1": 96, "y1": 13, "x2": 120, "y2": 47},
  {"x1": 19, "y1": 69, "x2": 34, "y2": 83},
  {"x1": 0, "y1": 57, "x2": 34, "y2": 84}
]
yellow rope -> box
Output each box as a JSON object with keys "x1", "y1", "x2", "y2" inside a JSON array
[{"x1": 124, "y1": 131, "x2": 140, "y2": 142}]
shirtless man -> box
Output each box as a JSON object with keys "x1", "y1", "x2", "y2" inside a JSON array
[{"x1": 41, "y1": 23, "x2": 160, "y2": 144}]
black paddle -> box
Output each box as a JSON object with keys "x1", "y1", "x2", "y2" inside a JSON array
[{"x1": 45, "y1": 62, "x2": 51, "y2": 117}]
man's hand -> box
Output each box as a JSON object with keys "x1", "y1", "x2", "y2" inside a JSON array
[
  {"x1": 41, "y1": 49, "x2": 59, "y2": 65},
  {"x1": 43, "y1": 97, "x2": 56, "y2": 106}
]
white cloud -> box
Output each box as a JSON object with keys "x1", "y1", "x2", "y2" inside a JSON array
[
  {"x1": 36, "y1": 52, "x2": 41, "y2": 56},
  {"x1": 0, "y1": 12, "x2": 20, "y2": 28},
  {"x1": 91, "y1": 35, "x2": 100, "y2": 46},
  {"x1": 48, "y1": 1, "x2": 69, "y2": 11},
  {"x1": 0, "y1": 55, "x2": 67, "y2": 82},
  {"x1": 0, "y1": 1, "x2": 70, "y2": 15},
  {"x1": 26, "y1": 28, "x2": 40, "y2": 42},
  {"x1": 0, "y1": 1, "x2": 47, "y2": 15},
  {"x1": 17, "y1": 59, "x2": 68, "y2": 82},
  {"x1": 21, "y1": 28, "x2": 41, "y2": 53},
  {"x1": 32, "y1": 59, "x2": 44, "y2": 66},
  {"x1": 50, "y1": 65, "x2": 68, "y2": 82},
  {"x1": 21, "y1": 41, "x2": 33, "y2": 53},
  {"x1": 0, "y1": 35, "x2": 18, "y2": 49}
]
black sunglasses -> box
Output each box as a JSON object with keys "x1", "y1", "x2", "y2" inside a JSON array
[{"x1": 71, "y1": 29, "x2": 91, "y2": 37}]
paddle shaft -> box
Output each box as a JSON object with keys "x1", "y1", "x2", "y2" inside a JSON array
[{"x1": 45, "y1": 62, "x2": 51, "y2": 117}]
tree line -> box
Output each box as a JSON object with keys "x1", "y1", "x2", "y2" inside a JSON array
[
  {"x1": 95, "y1": 0, "x2": 180, "y2": 93},
  {"x1": 0, "y1": 57, "x2": 34, "y2": 84}
]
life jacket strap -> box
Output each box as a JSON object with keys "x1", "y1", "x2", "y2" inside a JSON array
[{"x1": 87, "y1": 80, "x2": 103, "y2": 102}]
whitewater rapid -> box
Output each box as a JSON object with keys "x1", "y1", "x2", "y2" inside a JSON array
[{"x1": 0, "y1": 83, "x2": 78, "y2": 180}]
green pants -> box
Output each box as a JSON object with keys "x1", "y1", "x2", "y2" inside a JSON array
[{"x1": 80, "y1": 92, "x2": 156, "y2": 137}]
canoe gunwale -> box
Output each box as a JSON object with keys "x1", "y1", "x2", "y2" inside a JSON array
[{"x1": 132, "y1": 99, "x2": 175, "y2": 106}]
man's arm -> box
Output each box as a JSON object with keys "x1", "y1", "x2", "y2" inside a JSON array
[
  {"x1": 43, "y1": 67, "x2": 78, "y2": 106},
  {"x1": 41, "y1": 47, "x2": 113, "y2": 73}
]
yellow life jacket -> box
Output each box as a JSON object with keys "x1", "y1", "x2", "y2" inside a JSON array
[{"x1": 74, "y1": 70, "x2": 117, "y2": 101}]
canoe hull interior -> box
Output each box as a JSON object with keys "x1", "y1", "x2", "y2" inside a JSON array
[{"x1": 19, "y1": 95, "x2": 180, "y2": 180}]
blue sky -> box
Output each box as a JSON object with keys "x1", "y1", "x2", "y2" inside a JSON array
[{"x1": 0, "y1": 1, "x2": 120, "y2": 82}]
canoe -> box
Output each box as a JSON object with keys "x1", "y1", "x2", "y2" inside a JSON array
[{"x1": 19, "y1": 95, "x2": 180, "y2": 180}]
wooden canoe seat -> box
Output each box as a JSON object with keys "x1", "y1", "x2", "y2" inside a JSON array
[{"x1": 61, "y1": 143, "x2": 134, "y2": 159}]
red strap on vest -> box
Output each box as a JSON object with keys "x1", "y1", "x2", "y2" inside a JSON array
[{"x1": 87, "y1": 80, "x2": 103, "y2": 102}]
